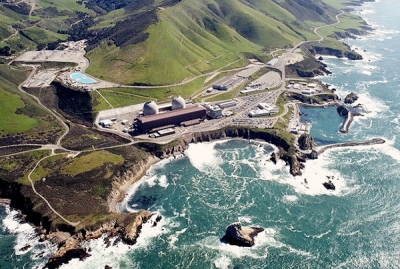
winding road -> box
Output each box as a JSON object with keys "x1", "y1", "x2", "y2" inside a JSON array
[{"x1": 1, "y1": 9, "x2": 351, "y2": 226}]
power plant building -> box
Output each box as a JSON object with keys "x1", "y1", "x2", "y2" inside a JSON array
[
  {"x1": 172, "y1": 95, "x2": 186, "y2": 110},
  {"x1": 136, "y1": 105, "x2": 206, "y2": 133},
  {"x1": 143, "y1": 100, "x2": 159, "y2": 116}
]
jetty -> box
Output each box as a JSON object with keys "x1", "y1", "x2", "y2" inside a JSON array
[
  {"x1": 316, "y1": 138, "x2": 385, "y2": 155},
  {"x1": 339, "y1": 112, "x2": 354, "y2": 133}
]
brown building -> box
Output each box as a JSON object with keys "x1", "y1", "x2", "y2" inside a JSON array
[{"x1": 136, "y1": 105, "x2": 206, "y2": 133}]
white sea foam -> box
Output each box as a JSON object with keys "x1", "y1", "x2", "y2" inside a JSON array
[
  {"x1": 294, "y1": 161, "x2": 348, "y2": 196},
  {"x1": 362, "y1": 70, "x2": 372, "y2": 76},
  {"x1": 185, "y1": 141, "x2": 228, "y2": 172},
  {"x1": 168, "y1": 227, "x2": 187, "y2": 249},
  {"x1": 158, "y1": 175, "x2": 169, "y2": 188},
  {"x1": 118, "y1": 157, "x2": 173, "y2": 212},
  {"x1": 200, "y1": 225, "x2": 313, "y2": 262},
  {"x1": 61, "y1": 213, "x2": 168, "y2": 269},
  {"x1": 359, "y1": 9, "x2": 376, "y2": 15},
  {"x1": 312, "y1": 230, "x2": 331, "y2": 239},
  {"x1": 372, "y1": 136, "x2": 400, "y2": 163},
  {"x1": 283, "y1": 195, "x2": 299, "y2": 203},
  {"x1": 1, "y1": 206, "x2": 57, "y2": 268},
  {"x1": 214, "y1": 256, "x2": 233, "y2": 269},
  {"x1": 238, "y1": 216, "x2": 252, "y2": 224}
]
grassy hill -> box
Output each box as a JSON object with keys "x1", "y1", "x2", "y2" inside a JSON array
[
  {"x1": 0, "y1": 0, "x2": 368, "y2": 86},
  {"x1": 0, "y1": 65, "x2": 64, "y2": 146},
  {"x1": 85, "y1": 0, "x2": 340, "y2": 85}
]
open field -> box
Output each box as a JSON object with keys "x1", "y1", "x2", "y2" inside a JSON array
[
  {"x1": 0, "y1": 150, "x2": 51, "y2": 185},
  {"x1": 0, "y1": 87, "x2": 39, "y2": 134},
  {"x1": 0, "y1": 65, "x2": 64, "y2": 145},
  {"x1": 63, "y1": 151, "x2": 124, "y2": 176}
]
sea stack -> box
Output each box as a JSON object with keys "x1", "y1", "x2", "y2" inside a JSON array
[
  {"x1": 221, "y1": 222, "x2": 264, "y2": 247},
  {"x1": 344, "y1": 92, "x2": 359, "y2": 104}
]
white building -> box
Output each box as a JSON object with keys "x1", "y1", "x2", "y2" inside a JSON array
[
  {"x1": 302, "y1": 89, "x2": 315, "y2": 95},
  {"x1": 308, "y1": 83, "x2": 317, "y2": 88},
  {"x1": 205, "y1": 105, "x2": 223, "y2": 119},
  {"x1": 217, "y1": 100, "x2": 237, "y2": 109},
  {"x1": 99, "y1": 119, "x2": 113, "y2": 128}
]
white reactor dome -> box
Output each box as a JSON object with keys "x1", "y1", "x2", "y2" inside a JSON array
[
  {"x1": 171, "y1": 95, "x2": 185, "y2": 110},
  {"x1": 143, "y1": 100, "x2": 159, "y2": 116}
]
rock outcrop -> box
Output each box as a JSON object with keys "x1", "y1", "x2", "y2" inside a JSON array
[
  {"x1": 45, "y1": 211, "x2": 159, "y2": 269},
  {"x1": 221, "y1": 222, "x2": 264, "y2": 247},
  {"x1": 344, "y1": 92, "x2": 359, "y2": 104},
  {"x1": 309, "y1": 150, "x2": 318, "y2": 159},
  {"x1": 323, "y1": 181, "x2": 336, "y2": 190},
  {"x1": 298, "y1": 134, "x2": 316, "y2": 150},
  {"x1": 270, "y1": 152, "x2": 278, "y2": 164},
  {"x1": 337, "y1": 105, "x2": 349, "y2": 117},
  {"x1": 308, "y1": 45, "x2": 363, "y2": 60}
]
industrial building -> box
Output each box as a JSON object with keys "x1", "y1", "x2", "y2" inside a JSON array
[
  {"x1": 204, "y1": 103, "x2": 223, "y2": 119},
  {"x1": 302, "y1": 89, "x2": 315, "y2": 95},
  {"x1": 217, "y1": 100, "x2": 237, "y2": 109},
  {"x1": 248, "y1": 103, "x2": 278, "y2": 117},
  {"x1": 143, "y1": 100, "x2": 159, "y2": 116},
  {"x1": 99, "y1": 119, "x2": 113, "y2": 128},
  {"x1": 212, "y1": 76, "x2": 244, "y2": 91},
  {"x1": 267, "y1": 58, "x2": 279, "y2": 66},
  {"x1": 136, "y1": 97, "x2": 206, "y2": 133},
  {"x1": 290, "y1": 123, "x2": 311, "y2": 134}
]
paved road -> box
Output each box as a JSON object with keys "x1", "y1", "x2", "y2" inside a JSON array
[
  {"x1": 291, "y1": 11, "x2": 345, "y2": 53},
  {"x1": 1, "y1": 10, "x2": 349, "y2": 225}
]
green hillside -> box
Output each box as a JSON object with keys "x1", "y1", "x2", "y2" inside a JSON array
[
  {"x1": 0, "y1": 0, "x2": 366, "y2": 86},
  {"x1": 85, "y1": 0, "x2": 342, "y2": 85}
]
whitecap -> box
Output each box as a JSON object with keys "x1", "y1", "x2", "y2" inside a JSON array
[
  {"x1": 238, "y1": 216, "x2": 252, "y2": 224},
  {"x1": 158, "y1": 175, "x2": 169, "y2": 188},
  {"x1": 2, "y1": 206, "x2": 57, "y2": 268},
  {"x1": 214, "y1": 256, "x2": 232, "y2": 269},
  {"x1": 185, "y1": 141, "x2": 227, "y2": 172},
  {"x1": 283, "y1": 195, "x2": 298, "y2": 203}
]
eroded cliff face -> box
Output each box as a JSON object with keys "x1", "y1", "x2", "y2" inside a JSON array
[
  {"x1": 190, "y1": 128, "x2": 291, "y2": 151},
  {"x1": 45, "y1": 211, "x2": 158, "y2": 269},
  {"x1": 188, "y1": 127, "x2": 306, "y2": 176},
  {"x1": 308, "y1": 45, "x2": 363, "y2": 60}
]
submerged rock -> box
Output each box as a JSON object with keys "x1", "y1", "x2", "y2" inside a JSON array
[{"x1": 221, "y1": 222, "x2": 264, "y2": 247}]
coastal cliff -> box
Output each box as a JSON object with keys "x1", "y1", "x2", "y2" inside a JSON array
[
  {"x1": 45, "y1": 211, "x2": 158, "y2": 269},
  {"x1": 188, "y1": 127, "x2": 305, "y2": 176}
]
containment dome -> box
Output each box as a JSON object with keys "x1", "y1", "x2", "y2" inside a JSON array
[
  {"x1": 172, "y1": 95, "x2": 185, "y2": 110},
  {"x1": 143, "y1": 101, "x2": 159, "y2": 116}
]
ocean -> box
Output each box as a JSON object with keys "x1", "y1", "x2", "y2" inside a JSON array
[{"x1": 1, "y1": 0, "x2": 400, "y2": 268}]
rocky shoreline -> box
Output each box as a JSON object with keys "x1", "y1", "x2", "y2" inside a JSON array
[{"x1": 0, "y1": 126, "x2": 387, "y2": 268}]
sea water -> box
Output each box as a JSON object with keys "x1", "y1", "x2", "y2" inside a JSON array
[{"x1": 2, "y1": 0, "x2": 400, "y2": 268}]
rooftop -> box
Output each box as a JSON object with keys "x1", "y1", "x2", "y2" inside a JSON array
[{"x1": 137, "y1": 106, "x2": 206, "y2": 124}]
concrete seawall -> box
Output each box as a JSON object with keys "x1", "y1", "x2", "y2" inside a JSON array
[
  {"x1": 339, "y1": 112, "x2": 354, "y2": 133},
  {"x1": 317, "y1": 138, "x2": 385, "y2": 155}
]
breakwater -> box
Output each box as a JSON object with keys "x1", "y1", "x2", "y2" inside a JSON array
[{"x1": 316, "y1": 138, "x2": 385, "y2": 155}]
